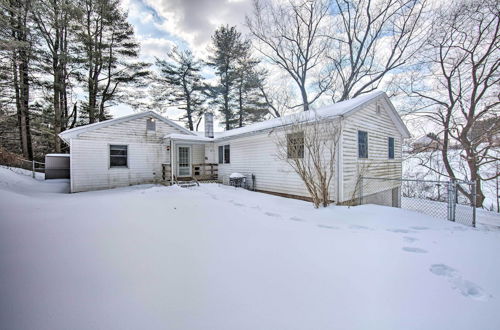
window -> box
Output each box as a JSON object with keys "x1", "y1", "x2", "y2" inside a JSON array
[
  {"x1": 287, "y1": 132, "x2": 304, "y2": 159},
  {"x1": 218, "y1": 145, "x2": 231, "y2": 164},
  {"x1": 146, "y1": 118, "x2": 156, "y2": 131},
  {"x1": 218, "y1": 146, "x2": 223, "y2": 164},
  {"x1": 110, "y1": 145, "x2": 127, "y2": 167},
  {"x1": 224, "y1": 145, "x2": 230, "y2": 164},
  {"x1": 388, "y1": 137, "x2": 395, "y2": 159},
  {"x1": 358, "y1": 131, "x2": 368, "y2": 158}
]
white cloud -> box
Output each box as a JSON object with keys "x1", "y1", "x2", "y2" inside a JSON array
[
  {"x1": 143, "y1": 0, "x2": 252, "y2": 57},
  {"x1": 138, "y1": 37, "x2": 177, "y2": 60}
]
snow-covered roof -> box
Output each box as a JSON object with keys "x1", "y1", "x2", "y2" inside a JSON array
[
  {"x1": 46, "y1": 153, "x2": 70, "y2": 157},
  {"x1": 165, "y1": 133, "x2": 213, "y2": 142},
  {"x1": 59, "y1": 111, "x2": 195, "y2": 144},
  {"x1": 208, "y1": 91, "x2": 409, "y2": 140}
]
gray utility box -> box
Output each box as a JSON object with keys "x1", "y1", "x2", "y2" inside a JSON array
[{"x1": 45, "y1": 154, "x2": 70, "y2": 179}]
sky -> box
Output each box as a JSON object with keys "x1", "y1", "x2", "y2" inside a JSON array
[{"x1": 112, "y1": 0, "x2": 253, "y2": 124}]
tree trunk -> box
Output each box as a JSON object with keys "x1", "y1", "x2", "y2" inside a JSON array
[
  {"x1": 300, "y1": 84, "x2": 309, "y2": 111},
  {"x1": 238, "y1": 84, "x2": 243, "y2": 127},
  {"x1": 10, "y1": 1, "x2": 33, "y2": 160}
]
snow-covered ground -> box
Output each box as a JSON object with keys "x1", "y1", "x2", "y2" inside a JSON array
[{"x1": 1, "y1": 167, "x2": 500, "y2": 330}]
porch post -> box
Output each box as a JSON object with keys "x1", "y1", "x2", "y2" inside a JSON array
[{"x1": 170, "y1": 139, "x2": 174, "y2": 183}]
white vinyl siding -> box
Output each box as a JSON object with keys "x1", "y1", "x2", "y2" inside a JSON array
[
  {"x1": 340, "y1": 100, "x2": 403, "y2": 202},
  {"x1": 217, "y1": 131, "x2": 335, "y2": 200},
  {"x1": 70, "y1": 139, "x2": 169, "y2": 192},
  {"x1": 77, "y1": 116, "x2": 185, "y2": 143},
  {"x1": 69, "y1": 115, "x2": 198, "y2": 192}
]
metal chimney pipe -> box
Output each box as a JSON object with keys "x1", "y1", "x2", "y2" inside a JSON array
[{"x1": 204, "y1": 112, "x2": 214, "y2": 138}]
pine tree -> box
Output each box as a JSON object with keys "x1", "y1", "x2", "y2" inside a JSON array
[
  {"x1": 2, "y1": 0, "x2": 34, "y2": 159},
  {"x1": 235, "y1": 53, "x2": 268, "y2": 127},
  {"x1": 207, "y1": 25, "x2": 250, "y2": 130},
  {"x1": 32, "y1": 0, "x2": 79, "y2": 152},
  {"x1": 77, "y1": 0, "x2": 149, "y2": 123},
  {"x1": 155, "y1": 47, "x2": 205, "y2": 131}
]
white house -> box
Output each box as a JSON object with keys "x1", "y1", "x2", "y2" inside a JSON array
[{"x1": 59, "y1": 91, "x2": 410, "y2": 205}]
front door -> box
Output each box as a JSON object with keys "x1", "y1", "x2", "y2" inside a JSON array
[{"x1": 177, "y1": 146, "x2": 191, "y2": 177}]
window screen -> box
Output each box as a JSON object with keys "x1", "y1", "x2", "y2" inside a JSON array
[
  {"x1": 224, "y1": 145, "x2": 230, "y2": 164},
  {"x1": 388, "y1": 137, "x2": 395, "y2": 159},
  {"x1": 110, "y1": 145, "x2": 128, "y2": 167},
  {"x1": 358, "y1": 131, "x2": 368, "y2": 158},
  {"x1": 218, "y1": 146, "x2": 223, "y2": 164},
  {"x1": 287, "y1": 132, "x2": 304, "y2": 159},
  {"x1": 146, "y1": 118, "x2": 156, "y2": 131}
]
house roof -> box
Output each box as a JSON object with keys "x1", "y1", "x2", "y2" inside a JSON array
[
  {"x1": 165, "y1": 133, "x2": 213, "y2": 142},
  {"x1": 192, "y1": 91, "x2": 410, "y2": 141},
  {"x1": 58, "y1": 111, "x2": 195, "y2": 144}
]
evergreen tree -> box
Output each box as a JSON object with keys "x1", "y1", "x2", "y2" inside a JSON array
[
  {"x1": 207, "y1": 25, "x2": 250, "y2": 130},
  {"x1": 77, "y1": 0, "x2": 149, "y2": 123},
  {"x1": 1, "y1": 0, "x2": 34, "y2": 159},
  {"x1": 155, "y1": 47, "x2": 204, "y2": 131},
  {"x1": 235, "y1": 53, "x2": 268, "y2": 127},
  {"x1": 32, "y1": 0, "x2": 79, "y2": 152}
]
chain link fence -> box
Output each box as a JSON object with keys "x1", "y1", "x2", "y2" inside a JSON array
[{"x1": 360, "y1": 177, "x2": 476, "y2": 227}]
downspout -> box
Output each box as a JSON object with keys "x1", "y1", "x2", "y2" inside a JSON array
[
  {"x1": 170, "y1": 139, "x2": 174, "y2": 183},
  {"x1": 336, "y1": 116, "x2": 344, "y2": 204}
]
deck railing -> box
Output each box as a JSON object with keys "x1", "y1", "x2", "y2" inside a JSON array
[
  {"x1": 192, "y1": 163, "x2": 218, "y2": 180},
  {"x1": 161, "y1": 163, "x2": 218, "y2": 182}
]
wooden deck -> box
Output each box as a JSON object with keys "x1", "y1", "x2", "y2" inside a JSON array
[{"x1": 162, "y1": 163, "x2": 219, "y2": 184}]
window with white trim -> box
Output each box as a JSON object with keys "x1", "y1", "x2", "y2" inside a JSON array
[
  {"x1": 287, "y1": 132, "x2": 304, "y2": 159},
  {"x1": 358, "y1": 131, "x2": 368, "y2": 158},
  {"x1": 146, "y1": 118, "x2": 156, "y2": 131},
  {"x1": 388, "y1": 137, "x2": 395, "y2": 159},
  {"x1": 218, "y1": 146, "x2": 223, "y2": 164},
  {"x1": 110, "y1": 145, "x2": 128, "y2": 167},
  {"x1": 224, "y1": 145, "x2": 230, "y2": 164}
]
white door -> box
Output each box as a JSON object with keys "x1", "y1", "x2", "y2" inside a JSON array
[{"x1": 177, "y1": 146, "x2": 191, "y2": 177}]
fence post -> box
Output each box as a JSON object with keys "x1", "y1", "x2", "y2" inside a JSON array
[
  {"x1": 472, "y1": 181, "x2": 477, "y2": 228},
  {"x1": 447, "y1": 180, "x2": 456, "y2": 222},
  {"x1": 32, "y1": 160, "x2": 35, "y2": 178}
]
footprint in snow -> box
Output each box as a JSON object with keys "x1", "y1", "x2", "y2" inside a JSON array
[
  {"x1": 317, "y1": 224, "x2": 339, "y2": 230},
  {"x1": 403, "y1": 236, "x2": 418, "y2": 243},
  {"x1": 410, "y1": 226, "x2": 429, "y2": 230},
  {"x1": 265, "y1": 212, "x2": 281, "y2": 218},
  {"x1": 430, "y1": 264, "x2": 490, "y2": 300},
  {"x1": 230, "y1": 201, "x2": 245, "y2": 207},
  {"x1": 402, "y1": 247, "x2": 428, "y2": 254},
  {"x1": 289, "y1": 216, "x2": 305, "y2": 222},
  {"x1": 387, "y1": 229, "x2": 414, "y2": 233},
  {"x1": 349, "y1": 225, "x2": 372, "y2": 230},
  {"x1": 451, "y1": 226, "x2": 468, "y2": 231}
]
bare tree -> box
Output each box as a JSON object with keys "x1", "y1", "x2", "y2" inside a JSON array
[
  {"x1": 246, "y1": 0, "x2": 332, "y2": 111},
  {"x1": 258, "y1": 71, "x2": 297, "y2": 118},
  {"x1": 274, "y1": 113, "x2": 342, "y2": 207},
  {"x1": 327, "y1": 0, "x2": 428, "y2": 102},
  {"x1": 408, "y1": 0, "x2": 499, "y2": 207}
]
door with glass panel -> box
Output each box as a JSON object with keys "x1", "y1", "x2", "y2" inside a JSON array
[{"x1": 177, "y1": 146, "x2": 191, "y2": 177}]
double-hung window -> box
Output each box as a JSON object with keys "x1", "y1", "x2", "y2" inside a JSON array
[
  {"x1": 218, "y1": 146, "x2": 224, "y2": 164},
  {"x1": 110, "y1": 145, "x2": 128, "y2": 167},
  {"x1": 224, "y1": 145, "x2": 230, "y2": 164},
  {"x1": 388, "y1": 137, "x2": 395, "y2": 159},
  {"x1": 218, "y1": 145, "x2": 230, "y2": 164},
  {"x1": 287, "y1": 132, "x2": 304, "y2": 159},
  {"x1": 358, "y1": 131, "x2": 368, "y2": 159},
  {"x1": 146, "y1": 118, "x2": 156, "y2": 131}
]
